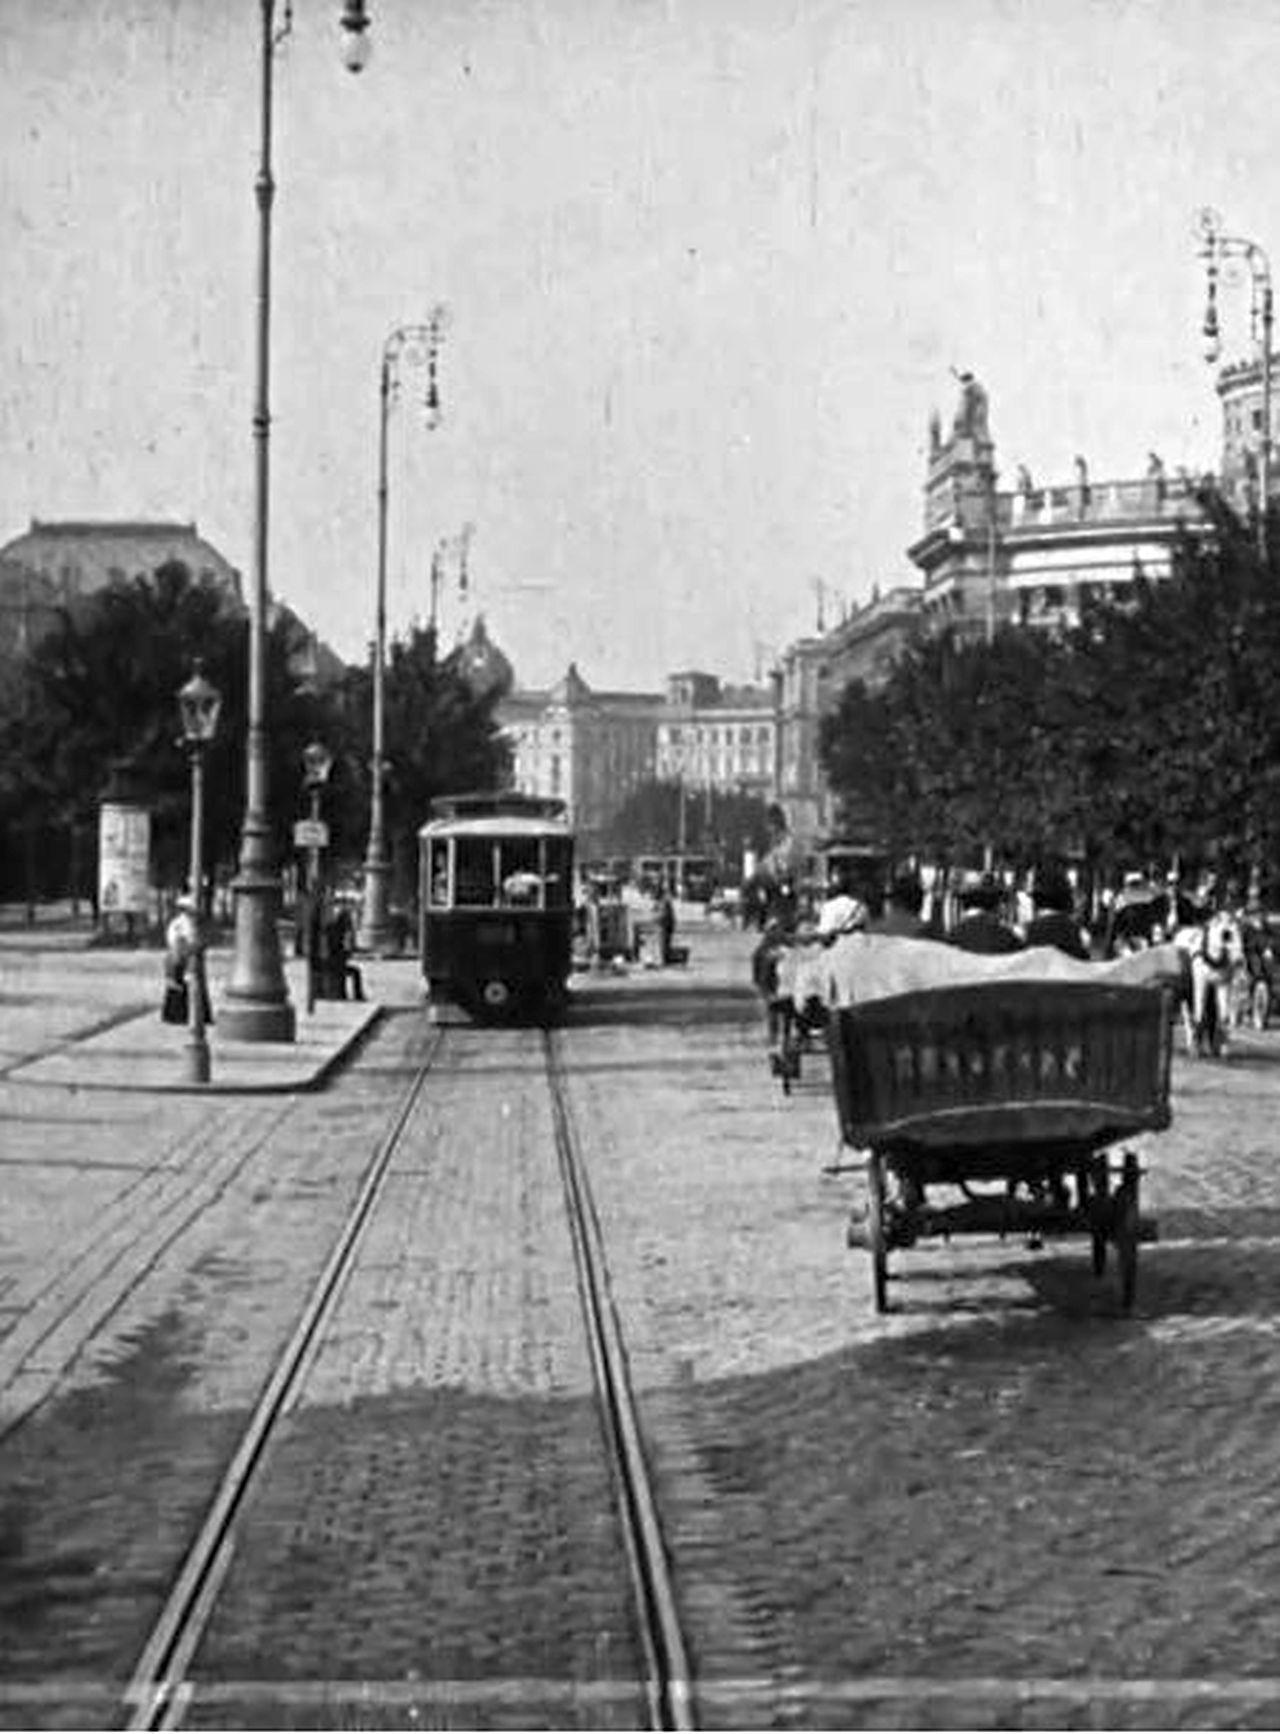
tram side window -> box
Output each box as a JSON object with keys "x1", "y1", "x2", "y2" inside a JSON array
[
  {"x1": 454, "y1": 837, "x2": 497, "y2": 907},
  {"x1": 500, "y1": 837, "x2": 543, "y2": 907},
  {"x1": 428, "y1": 840, "x2": 451, "y2": 907}
]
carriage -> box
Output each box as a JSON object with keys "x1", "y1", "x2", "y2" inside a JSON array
[
  {"x1": 827, "y1": 955, "x2": 1174, "y2": 1312},
  {"x1": 418, "y1": 792, "x2": 575, "y2": 1021}
]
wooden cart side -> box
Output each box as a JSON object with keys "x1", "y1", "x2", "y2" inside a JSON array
[{"x1": 831, "y1": 979, "x2": 1172, "y2": 1153}]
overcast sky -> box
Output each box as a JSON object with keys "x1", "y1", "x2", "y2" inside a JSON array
[{"x1": 1, "y1": 0, "x2": 1275, "y2": 689}]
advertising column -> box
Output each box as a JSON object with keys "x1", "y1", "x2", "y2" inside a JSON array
[{"x1": 98, "y1": 799, "x2": 151, "y2": 936}]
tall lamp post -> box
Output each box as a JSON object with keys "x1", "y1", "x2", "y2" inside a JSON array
[
  {"x1": 178, "y1": 663, "x2": 222, "y2": 1085},
  {"x1": 221, "y1": 0, "x2": 373, "y2": 1043},
  {"x1": 359, "y1": 308, "x2": 448, "y2": 954},
  {"x1": 1199, "y1": 206, "x2": 1274, "y2": 561}
]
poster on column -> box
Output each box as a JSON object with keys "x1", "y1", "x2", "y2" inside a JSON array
[{"x1": 98, "y1": 802, "x2": 151, "y2": 916}]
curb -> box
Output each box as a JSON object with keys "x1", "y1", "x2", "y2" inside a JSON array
[{"x1": 4, "y1": 1003, "x2": 387, "y2": 1096}]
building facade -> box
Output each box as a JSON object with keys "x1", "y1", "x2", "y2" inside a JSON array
[
  {"x1": 654, "y1": 671, "x2": 775, "y2": 801},
  {"x1": 499, "y1": 664, "x2": 664, "y2": 849},
  {"x1": 499, "y1": 664, "x2": 776, "y2": 853},
  {"x1": 771, "y1": 586, "x2": 922, "y2": 843}
]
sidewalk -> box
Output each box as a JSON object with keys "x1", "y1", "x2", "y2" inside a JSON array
[{"x1": 0, "y1": 939, "x2": 421, "y2": 1094}]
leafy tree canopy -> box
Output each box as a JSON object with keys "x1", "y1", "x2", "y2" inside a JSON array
[{"x1": 819, "y1": 492, "x2": 1280, "y2": 892}]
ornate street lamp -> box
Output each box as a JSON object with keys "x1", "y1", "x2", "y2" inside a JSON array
[
  {"x1": 300, "y1": 739, "x2": 334, "y2": 1014},
  {"x1": 301, "y1": 739, "x2": 334, "y2": 897},
  {"x1": 221, "y1": 0, "x2": 372, "y2": 1042},
  {"x1": 358, "y1": 307, "x2": 448, "y2": 954},
  {"x1": 1199, "y1": 206, "x2": 1274, "y2": 560},
  {"x1": 178, "y1": 662, "x2": 222, "y2": 1085}
]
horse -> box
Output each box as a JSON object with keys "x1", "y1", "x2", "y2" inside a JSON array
[{"x1": 1172, "y1": 909, "x2": 1247, "y2": 1058}]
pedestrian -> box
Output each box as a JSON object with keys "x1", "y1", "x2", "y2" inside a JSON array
[
  {"x1": 161, "y1": 893, "x2": 212, "y2": 1024},
  {"x1": 1024, "y1": 861, "x2": 1090, "y2": 960},
  {"x1": 951, "y1": 872, "x2": 1024, "y2": 954},
  {"x1": 325, "y1": 901, "x2": 365, "y2": 1002},
  {"x1": 658, "y1": 886, "x2": 677, "y2": 964},
  {"x1": 816, "y1": 865, "x2": 868, "y2": 943},
  {"x1": 872, "y1": 869, "x2": 930, "y2": 939}
]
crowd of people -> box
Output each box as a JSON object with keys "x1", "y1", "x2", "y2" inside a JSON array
[
  {"x1": 749, "y1": 852, "x2": 1276, "y2": 1069},
  {"x1": 574, "y1": 871, "x2": 679, "y2": 970}
]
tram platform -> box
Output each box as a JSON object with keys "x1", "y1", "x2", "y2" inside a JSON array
[{"x1": 0, "y1": 941, "x2": 417, "y2": 1094}]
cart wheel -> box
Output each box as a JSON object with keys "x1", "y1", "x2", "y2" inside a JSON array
[
  {"x1": 1115, "y1": 1151, "x2": 1141, "y2": 1312},
  {"x1": 1253, "y1": 978, "x2": 1270, "y2": 1030},
  {"x1": 866, "y1": 1152, "x2": 889, "y2": 1313}
]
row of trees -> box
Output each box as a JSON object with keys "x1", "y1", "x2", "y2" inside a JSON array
[
  {"x1": 596, "y1": 780, "x2": 774, "y2": 867},
  {"x1": 0, "y1": 561, "x2": 509, "y2": 908},
  {"x1": 819, "y1": 494, "x2": 1280, "y2": 892}
]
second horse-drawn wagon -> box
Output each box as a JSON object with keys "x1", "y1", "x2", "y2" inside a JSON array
[{"x1": 822, "y1": 939, "x2": 1179, "y2": 1313}]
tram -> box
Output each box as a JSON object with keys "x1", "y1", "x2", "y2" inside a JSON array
[{"x1": 418, "y1": 791, "x2": 575, "y2": 1021}]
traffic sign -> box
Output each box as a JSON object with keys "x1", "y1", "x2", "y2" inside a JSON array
[{"x1": 293, "y1": 819, "x2": 329, "y2": 850}]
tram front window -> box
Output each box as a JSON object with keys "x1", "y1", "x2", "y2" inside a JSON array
[
  {"x1": 454, "y1": 838, "x2": 497, "y2": 907},
  {"x1": 500, "y1": 838, "x2": 542, "y2": 907}
]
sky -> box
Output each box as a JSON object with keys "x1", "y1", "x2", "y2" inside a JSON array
[{"x1": 2, "y1": 0, "x2": 1277, "y2": 691}]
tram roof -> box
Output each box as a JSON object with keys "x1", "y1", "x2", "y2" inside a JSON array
[
  {"x1": 426, "y1": 791, "x2": 568, "y2": 823},
  {"x1": 418, "y1": 812, "x2": 572, "y2": 840}
]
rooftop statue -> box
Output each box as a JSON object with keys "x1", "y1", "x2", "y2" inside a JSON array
[{"x1": 952, "y1": 370, "x2": 990, "y2": 443}]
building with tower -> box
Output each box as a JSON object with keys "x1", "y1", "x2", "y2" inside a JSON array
[
  {"x1": 906, "y1": 374, "x2": 1211, "y2": 637},
  {"x1": 499, "y1": 664, "x2": 664, "y2": 849},
  {"x1": 1216, "y1": 354, "x2": 1274, "y2": 520}
]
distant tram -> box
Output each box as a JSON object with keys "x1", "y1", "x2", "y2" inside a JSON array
[{"x1": 418, "y1": 792, "x2": 575, "y2": 1021}]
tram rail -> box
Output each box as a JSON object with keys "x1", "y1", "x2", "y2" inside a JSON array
[
  {"x1": 122, "y1": 1019, "x2": 696, "y2": 1731},
  {"x1": 544, "y1": 1028, "x2": 695, "y2": 1732},
  {"x1": 123, "y1": 1026, "x2": 446, "y2": 1731}
]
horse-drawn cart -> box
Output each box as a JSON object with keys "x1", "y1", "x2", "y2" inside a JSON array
[{"x1": 829, "y1": 974, "x2": 1173, "y2": 1312}]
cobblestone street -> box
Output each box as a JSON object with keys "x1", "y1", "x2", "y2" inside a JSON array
[{"x1": 3, "y1": 922, "x2": 1280, "y2": 1728}]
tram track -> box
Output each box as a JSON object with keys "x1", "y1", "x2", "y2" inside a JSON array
[
  {"x1": 116, "y1": 1017, "x2": 695, "y2": 1731},
  {"x1": 123, "y1": 1025, "x2": 447, "y2": 1731},
  {"x1": 544, "y1": 1027, "x2": 695, "y2": 1732}
]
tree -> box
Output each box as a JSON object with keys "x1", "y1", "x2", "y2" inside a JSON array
[
  {"x1": 818, "y1": 488, "x2": 1280, "y2": 892},
  {"x1": 0, "y1": 561, "x2": 336, "y2": 898},
  {"x1": 334, "y1": 623, "x2": 511, "y2": 905},
  {"x1": 598, "y1": 779, "x2": 773, "y2": 870}
]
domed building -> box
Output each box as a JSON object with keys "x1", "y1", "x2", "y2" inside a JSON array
[{"x1": 455, "y1": 614, "x2": 514, "y2": 698}]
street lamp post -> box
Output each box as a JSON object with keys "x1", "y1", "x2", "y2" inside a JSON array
[
  {"x1": 178, "y1": 663, "x2": 222, "y2": 1085},
  {"x1": 221, "y1": 0, "x2": 372, "y2": 1043},
  {"x1": 1199, "y1": 207, "x2": 1274, "y2": 561},
  {"x1": 300, "y1": 739, "x2": 333, "y2": 1014},
  {"x1": 359, "y1": 309, "x2": 447, "y2": 954}
]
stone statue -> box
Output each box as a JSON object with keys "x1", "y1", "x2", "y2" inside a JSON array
[
  {"x1": 1015, "y1": 463, "x2": 1033, "y2": 494},
  {"x1": 953, "y1": 371, "x2": 990, "y2": 443},
  {"x1": 928, "y1": 409, "x2": 942, "y2": 458}
]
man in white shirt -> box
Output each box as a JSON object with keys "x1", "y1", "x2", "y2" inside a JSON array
[{"x1": 816, "y1": 869, "x2": 868, "y2": 942}]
